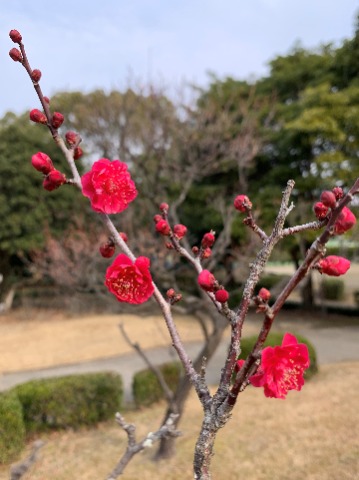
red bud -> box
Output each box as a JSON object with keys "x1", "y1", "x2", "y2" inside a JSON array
[
  {"x1": 234, "y1": 194, "x2": 252, "y2": 213},
  {"x1": 9, "y1": 48, "x2": 22, "y2": 62},
  {"x1": 201, "y1": 232, "x2": 215, "y2": 248},
  {"x1": 215, "y1": 289, "x2": 229, "y2": 303},
  {"x1": 173, "y1": 224, "x2": 187, "y2": 239},
  {"x1": 51, "y1": 112, "x2": 64, "y2": 129},
  {"x1": 9, "y1": 30, "x2": 22, "y2": 43},
  {"x1": 31, "y1": 69, "x2": 42, "y2": 83},
  {"x1": 320, "y1": 190, "x2": 336, "y2": 209},
  {"x1": 30, "y1": 109, "x2": 47, "y2": 124},
  {"x1": 43, "y1": 169, "x2": 66, "y2": 191},
  {"x1": 313, "y1": 202, "x2": 329, "y2": 220},
  {"x1": 198, "y1": 270, "x2": 216, "y2": 292},
  {"x1": 99, "y1": 242, "x2": 115, "y2": 258},
  {"x1": 31, "y1": 152, "x2": 54, "y2": 175},
  {"x1": 155, "y1": 219, "x2": 171, "y2": 235}
]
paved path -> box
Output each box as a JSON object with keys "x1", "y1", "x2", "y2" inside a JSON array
[{"x1": 1, "y1": 316, "x2": 358, "y2": 403}]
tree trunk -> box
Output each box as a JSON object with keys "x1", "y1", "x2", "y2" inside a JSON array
[{"x1": 154, "y1": 319, "x2": 227, "y2": 460}]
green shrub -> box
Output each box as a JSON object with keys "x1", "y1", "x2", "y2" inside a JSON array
[
  {"x1": 133, "y1": 362, "x2": 182, "y2": 407},
  {"x1": 239, "y1": 332, "x2": 318, "y2": 379},
  {"x1": 14, "y1": 372, "x2": 123, "y2": 434},
  {"x1": 255, "y1": 273, "x2": 286, "y2": 293},
  {"x1": 0, "y1": 392, "x2": 25, "y2": 464},
  {"x1": 321, "y1": 279, "x2": 345, "y2": 300}
]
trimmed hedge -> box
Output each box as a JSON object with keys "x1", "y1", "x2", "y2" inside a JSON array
[
  {"x1": 0, "y1": 391, "x2": 25, "y2": 464},
  {"x1": 239, "y1": 332, "x2": 318, "y2": 379},
  {"x1": 133, "y1": 362, "x2": 182, "y2": 407},
  {"x1": 321, "y1": 279, "x2": 345, "y2": 300},
  {"x1": 14, "y1": 372, "x2": 123, "y2": 434}
]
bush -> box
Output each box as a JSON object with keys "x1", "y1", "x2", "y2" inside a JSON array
[
  {"x1": 0, "y1": 392, "x2": 25, "y2": 464},
  {"x1": 239, "y1": 332, "x2": 318, "y2": 380},
  {"x1": 14, "y1": 372, "x2": 123, "y2": 434},
  {"x1": 133, "y1": 362, "x2": 182, "y2": 407},
  {"x1": 321, "y1": 279, "x2": 345, "y2": 300}
]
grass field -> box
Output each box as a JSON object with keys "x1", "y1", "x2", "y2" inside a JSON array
[{"x1": 1, "y1": 361, "x2": 358, "y2": 480}]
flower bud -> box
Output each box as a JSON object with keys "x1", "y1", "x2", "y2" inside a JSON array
[
  {"x1": 192, "y1": 246, "x2": 199, "y2": 254},
  {"x1": 51, "y1": 112, "x2": 64, "y2": 129},
  {"x1": 215, "y1": 289, "x2": 229, "y2": 303},
  {"x1": 159, "y1": 202, "x2": 169, "y2": 212},
  {"x1": 318, "y1": 256, "x2": 350, "y2": 277},
  {"x1": 9, "y1": 48, "x2": 23, "y2": 62},
  {"x1": 9, "y1": 29, "x2": 22, "y2": 43},
  {"x1": 234, "y1": 359, "x2": 245, "y2": 373},
  {"x1": 73, "y1": 147, "x2": 83, "y2": 160},
  {"x1": 119, "y1": 232, "x2": 128, "y2": 243},
  {"x1": 234, "y1": 194, "x2": 252, "y2": 212},
  {"x1": 165, "y1": 242, "x2": 174, "y2": 250},
  {"x1": 42, "y1": 169, "x2": 66, "y2": 191},
  {"x1": 31, "y1": 69, "x2": 42, "y2": 83},
  {"x1": 173, "y1": 224, "x2": 187, "y2": 239},
  {"x1": 320, "y1": 190, "x2": 336, "y2": 209},
  {"x1": 44, "y1": 96, "x2": 50, "y2": 104},
  {"x1": 201, "y1": 247, "x2": 212, "y2": 259},
  {"x1": 153, "y1": 214, "x2": 162, "y2": 223},
  {"x1": 31, "y1": 152, "x2": 54, "y2": 175},
  {"x1": 155, "y1": 219, "x2": 171, "y2": 235},
  {"x1": 313, "y1": 202, "x2": 329, "y2": 220},
  {"x1": 30, "y1": 109, "x2": 47, "y2": 124},
  {"x1": 258, "y1": 287, "x2": 271, "y2": 302},
  {"x1": 65, "y1": 131, "x2": 79, "y2": 146},
  {"x1": 99, "y1": 242, "x2": 115, "y2": 258},
  {"x1": 332, "y1": 187, "x2": 344, "y2": 200},
  {"x1": 166, "y1": 288, "x2": 176, "y2": 299},
  {"x1": 201, "y1": 232, "x2": 215, "y2": 248},
  {"x1": 198, "y1": 270, "x2": 216, "y2": 292},
  {"x1": 334, "y1": 207, "x2": 356, "y2": 235}
]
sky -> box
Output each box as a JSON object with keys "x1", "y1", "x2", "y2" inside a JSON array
[{"x1": 1, "y1": 0, "x2": 358, "y2": 117}]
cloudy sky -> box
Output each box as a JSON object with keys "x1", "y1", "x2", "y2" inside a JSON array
[{"x1": 1, "y1": 0, "x2": 358, "y2": 117}]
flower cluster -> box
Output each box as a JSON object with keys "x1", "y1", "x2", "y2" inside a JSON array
[{"x1": 250, "y1": 333, "x2": 310, "y2": 399}]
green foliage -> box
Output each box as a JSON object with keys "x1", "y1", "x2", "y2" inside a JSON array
[
  {"x1": 239, "y1": 332, "x2": 318, "y2": 380},
  {"x1": 0, "y1": 391, "x2": 25, "y2": 464},
  {"x1": 14, "y1": 373, "x2": 123, "y2": 434},
  {"x1": 132, "y1": 362, "x2": 182, "y2": 407},
  {"x1": 321, "y1": 279, "x2": 345, "y2": 300}
]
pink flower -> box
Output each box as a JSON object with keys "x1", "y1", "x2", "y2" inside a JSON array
[
  {"x1": 250, "y1": 333, "x2": 310, "y2": 399},
  {"x1": 82, "y1": 158, "x2": 137, "y2": 214},
  {"x1": 198, "y1": 270, "x2": 216, "y2": 292},
  {"x1": 105, "y1": 254, "x2": 154, "y2": 304},
  {"x1": 334, "y1": 207, "x2": 356, "y2": 234},
  {"x1": 318, "y1": 255, "x2": 351, "y2": 277}
]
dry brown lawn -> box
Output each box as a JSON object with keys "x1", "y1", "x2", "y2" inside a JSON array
[
  {"x1": 0, "y1": 310, "x2": 207, "y2": 373},
  {"x1": 1, "y1": 361, "x2": 358, "y2": 480}
]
